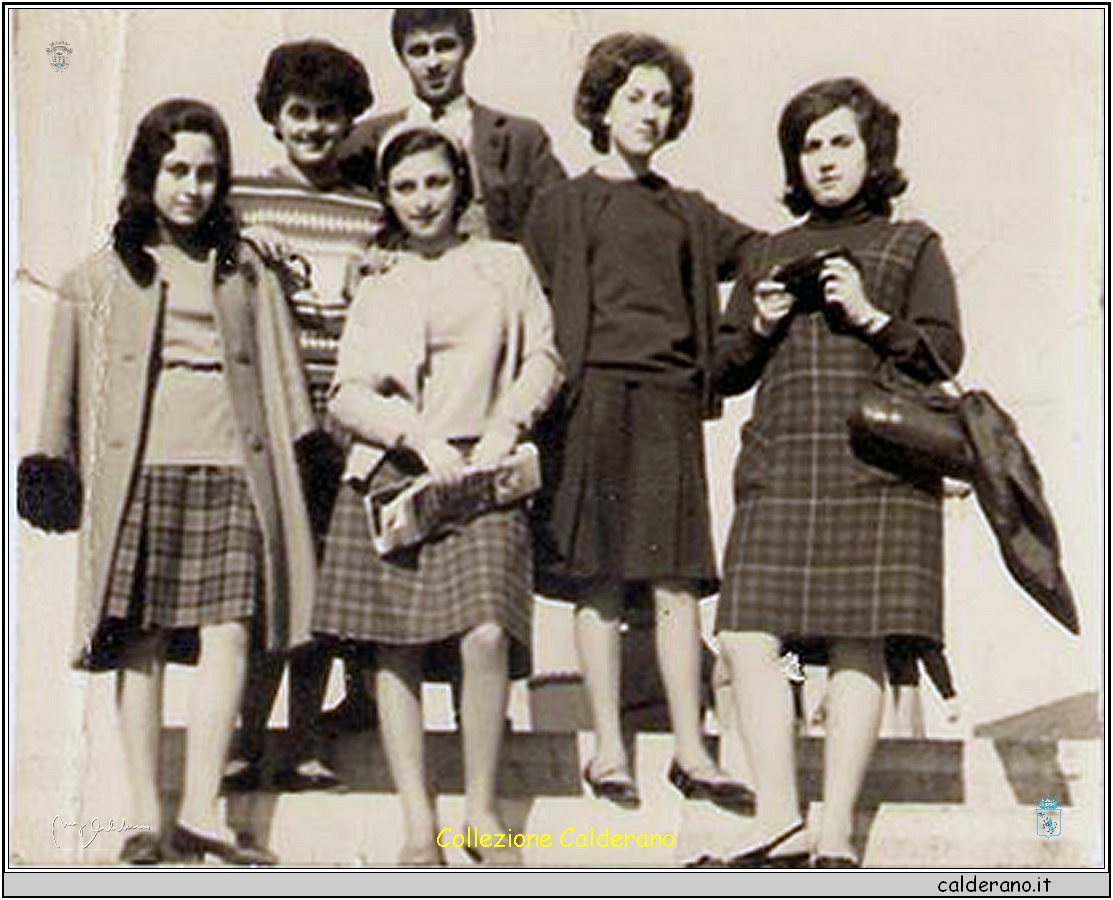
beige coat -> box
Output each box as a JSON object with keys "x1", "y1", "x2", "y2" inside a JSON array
[{"x1": 30, "y1": 244, "x2": 317, "y2": 667}]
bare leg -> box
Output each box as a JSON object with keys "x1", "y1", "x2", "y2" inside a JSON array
[
  {"x1": 653, "y1": 584, "x2": 716, "y2": 773},
  {"x1": 574, "y1": 587, "x2": 629, "y2": 777},
  {"x1": 459, "y1": 623, "x2": 510, "y2": 832},
  {"x1": 178, "y1": 620, "x2": 250, "y2": 835},
  {"x1": 718, "y1": 631, "x2": 807, "y2": 852},
  {"x1": 817, "y1": 638, "x2": 886, "y2": 861},
  {"x1": 115, "y1": 632, "x2": 168, "y2": 829},
  {"x1": 376, "y1": 646, "x2": 436, "y2": 858}
]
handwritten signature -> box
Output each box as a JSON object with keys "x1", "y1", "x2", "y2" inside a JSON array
[{"x1": 51, "y1": 815, "x2": 152, "y2": 849}]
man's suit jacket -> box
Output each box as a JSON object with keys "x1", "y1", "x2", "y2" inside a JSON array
[{"x1": 340, "y1": 101, "x2": 566, "y2": 243}]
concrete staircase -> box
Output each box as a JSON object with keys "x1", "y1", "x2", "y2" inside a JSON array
[{"x1": 61, "y1": 716, "x2": 1101, "y2": 867}]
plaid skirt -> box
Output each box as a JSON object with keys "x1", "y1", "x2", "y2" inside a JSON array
[
  {"x1": 717, "y1": 482, "x2": 944, "y2": 664},
  {"x1": 534, "y1": 368, "x2": 718, "y2": 603},
  {"x1": 90, "y1": 466, "x2": 262, "y2": 668},
  {"x1": 314, "y1": 463, "x2": 533, "y2": 679}
]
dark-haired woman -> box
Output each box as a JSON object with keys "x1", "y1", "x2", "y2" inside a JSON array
[
  {"x1": 707, "y1": 78, "x2": 963, "y2": 868},
  {"x1": 313, "y1": 125, "x2": 561, "y2": 865},
  {"x1": 523, "y1": 32, "x2": 759, "y2": 811},
  {"x1": 227, "y1": 38, "x2": 384, "y2": 794},
  {"x1": 17, "y1": 99, "x2": 315, "y2": 865}
]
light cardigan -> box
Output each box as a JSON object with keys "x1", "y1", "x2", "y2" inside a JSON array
[{"x1": 332, "y1": 238, "x2": 563, "y2": 481}]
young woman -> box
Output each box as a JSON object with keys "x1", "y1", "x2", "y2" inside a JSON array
[
  {"x1": 313, "y1": 126, "x2": 562, "y2": 865},
  {"x1": 226, "y1": 38, "x2": 384, "y2": 795},
  {"x1": 707, "y1": 77, "x2": 964, "y2": 868},
  {"x1": 523, "y1": 33, "x2": 758, "y2": 810},
  {"x1": 17, "y1": 99, "x2": 316, "y2": 865}
]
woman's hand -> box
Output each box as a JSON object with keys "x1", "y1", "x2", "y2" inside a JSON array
[
  {"x1": 470, "y1": 423, "x2": 518, "y2": 470},
  {"x1": 413, "y1": 437, "x2": 468, "y2": 486},
  {"x1": 820, "y1": 257, "x2": 890, "y2": 333},
  {"x1": 243, "y1": 225, "x2": 293, "y2": 264},
  {"x1": 752, "y1": 280, "x2": 796, "y2": 337}
]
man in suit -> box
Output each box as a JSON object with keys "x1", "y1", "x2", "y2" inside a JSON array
[{"x1": 343, "y1": 8, "x2": 566, "y2": 242}]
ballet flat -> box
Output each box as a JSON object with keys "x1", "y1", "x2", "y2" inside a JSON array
[
  {"x1": 667, "y1": 760, "x2": 756, "y2": 814},
  {"x1": 583, "y1": 762, "x2": 641, "y2": 810},
  {"x1": 161, "y1": 823, "x2": 277, "y2": 866}
]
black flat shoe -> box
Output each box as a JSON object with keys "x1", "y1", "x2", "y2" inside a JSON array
[
  {"x1": 812, "y1": 853, "x2": 860, "y2": 868},
  {"x1": 119, "y1": 832, "x2": 162, "y2": 865},
  {"x1": 271, "y1": 760, "x2": 342, "y2": 793},
  {"x1": 667, "y1": 760, "x2": 756, "y2": 814},
  {"x1": 161, "y1": 823, "x2": 278, "y2": 866},
  {"x1": 726, "y1": 820, "x2": 808, "y2": 869},
  {"x1": 583, "y1": 763, "x2": 641, "y2": 810}
]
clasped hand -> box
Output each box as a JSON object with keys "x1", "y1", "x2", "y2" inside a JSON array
[
  {"x1": 753, "y1": 256, "x2": 888, "y2": 335},
  {"x1": 413, "y1": 425, "x2": 517, "y2": 487}
]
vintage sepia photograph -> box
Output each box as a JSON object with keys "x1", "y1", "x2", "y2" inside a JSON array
[{"x1": 6, "y1": 5, "x2": 1107, "y2": 893}]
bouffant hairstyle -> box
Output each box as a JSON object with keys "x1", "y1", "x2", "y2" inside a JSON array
[
  {"x1": 391, "y1": 8, "x2": 476, "y2": 57},
  {"x1": 574, "y1": 32, "x2": 694, "y2": 155},
  {"x1": 375, "y1": 127, "x2": 474, "y2": 249},
  {"x1": 778, "y1": 77, "x2": 908, "y2": 217},
  {"x1": 254, "y1": 40, "x2": 374, "y2": 126},
  {"x1": 112, "y1": 98, "x2": 238, "y2": 287}
]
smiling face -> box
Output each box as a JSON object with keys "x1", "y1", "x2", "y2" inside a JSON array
[
  {"x1": 386, "y1": 145, "x2": 459, "y2": 251},
  {"x1": 275, "y1": 93, "x2": 350, "y2": 173},
  {"x1": 799, "y1": 105, "x2": 869, "y2": 209},
  {"x1": 400, "y1": 26, "x2": 468, "y2": 108},
  {"x1": 152, "y1": 131, "x2": 219, "y2": 230},
  {"x1": 604, "y1": 64, "x2": 674, "y2": 161}
]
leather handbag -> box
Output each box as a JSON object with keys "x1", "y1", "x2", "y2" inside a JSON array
[{"x1": 848, "y1": 346, "x2": 975, "y2": 481}]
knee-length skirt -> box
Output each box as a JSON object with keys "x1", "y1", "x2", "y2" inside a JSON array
[
  {"x1": 534, "y1": 369, "x2": 719, "y2": 603},
  {"x1": 89, "y1": 465, "x2": 263, "y2": 668},
  {"x1": 716, "y1": 476, "x2": 944, "y2": 665},
  {"x1": 314, "y1": 457, "x2": 533, "y2": 679}
]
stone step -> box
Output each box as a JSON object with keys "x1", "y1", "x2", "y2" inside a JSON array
[{"x1": 62, "y1": 729, "x2": 1101, "y2": 867}]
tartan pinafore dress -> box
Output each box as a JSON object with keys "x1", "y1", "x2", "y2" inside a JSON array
[{"x1": 716, "y1": 217, "x2": 954, "y2": 661}]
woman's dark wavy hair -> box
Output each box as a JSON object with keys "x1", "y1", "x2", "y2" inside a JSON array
[
  {"x1": 575, "y1": 32, "x2": 694, "y2": 155},
  {"x1": 375, "y1": 128, "x2": 474, "y2": 249},
  {"x1": 112, "y1": 98, "x2": 237, "y2": 287},
  {"x1": 779, "y1": 77, "x2": 908, "y2": 217},
  {"x1": 391, "y1": 8, "x2": 476, "y2": 57},
  {"x1": 255, "y1": 39, "x2": 374, "y2": 127}
]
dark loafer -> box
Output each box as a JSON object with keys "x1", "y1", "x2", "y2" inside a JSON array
[
  {"x1": 667, "y1": 760, "x2": 756, "y2": 814},
  {"x1": 583, "y1": 763, "x2": 641, "y2": 810},
  {"x1": 119, "y1": 832, "x2": 162, "y2": 865},
  {"x1": 161, "y1": 823, "x2": 278, "y2": 866}
]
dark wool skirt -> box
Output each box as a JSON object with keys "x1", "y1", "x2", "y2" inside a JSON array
[
  {"x1": 313, "y1": 461, "x2": 533, "y2": 680},
  {"x1": 535, "y1": 369, "x2": 719, "y2": 603},
  {"x1": 90, "y1": 466, "x2": 262, "y2": 668}
]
